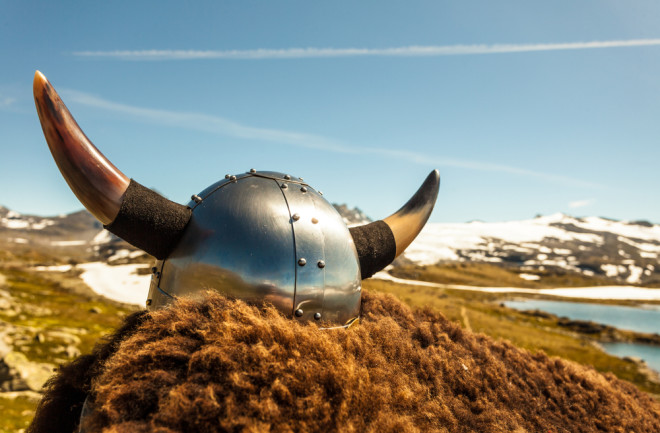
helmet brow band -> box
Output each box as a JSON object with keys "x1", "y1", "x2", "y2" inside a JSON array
[
  {"x1": 349, "y1": 220, "x2": 396, "y2": 279},
  {"x1": 104, "y1": 179, "x2": 192, "y2": 259}
]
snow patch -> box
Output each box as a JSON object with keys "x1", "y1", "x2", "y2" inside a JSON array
[
  {"x1": 3, "y1": 219, "x2": 29, "y2": 229},
  {"x1": 602, "y1": 264, "x2": 625, "y2": 278},
  {"x1": 34, "y1": 265, "x2": 73, "y2": 272},
  {"x1": 92, "y1": 230, "x2": 113, "y2": 244},
  {"x1": 404, "y1": 246, "x2": 459, "y2": 264},
  {"x1": 30, "y1": 220, "x2": 54, "y2": 230},
  {"x1": 403, "y1": 216, "x2": 604, "y2": 265},
  {"x1": 1, "y1": 213, "x2": 55, "y2": 230},
  {"x1": 519, "y1": 273, "x2": 541, "y2": 281},
  {"x1": 627, "y1": 266, "x2": 644, "y2": 284},
  {"x1": 51, "y1": 240, "x2": 87, "y2": 246},
  {"x1": 108, "y1": 249, "x2": 144, "y2": 261},
  {"x1": 78, "y1": 262, "x2": 151, "y2": 305},
  {"x1": 577, "y1": 217, "x2": 660, "y2": 242}
]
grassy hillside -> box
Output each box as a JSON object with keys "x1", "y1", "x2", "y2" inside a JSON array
[
  {"x1": 0, "y1": 264, "x2": 658, "y2": 431},
  {"x1": 0, "y1": 267, "x2": 136, "y2": 433},
  {"x1": 390, "y1": 262, "x2": 624, "y2": 288}
]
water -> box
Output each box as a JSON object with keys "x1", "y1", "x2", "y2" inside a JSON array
[
  {"x1": 503, "y1": 299, "x2": 660, "y2": 334},
  {"x1": 503, "y1": 299, "x2": 660, "y2": 373},
  {"x1": 601, "y1": 342, "x2": 660, "y2": 374}
]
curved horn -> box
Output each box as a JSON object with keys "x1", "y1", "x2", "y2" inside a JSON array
[
  {"x1": 383, "y1": 169, "x2": 440, "y2": 257},
  {"x1": 350, "y1": 170, "x2": 440, "y2": 279},
  {"x1": 33, "y1": 71, "x2": 191, "y2": 259},
  {"x1": 33, "y1": 70, "x2": 129, "y2": 225}
]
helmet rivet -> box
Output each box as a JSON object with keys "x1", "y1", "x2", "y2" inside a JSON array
[
  {"x1": 281, "y1": 184, "x2": 288, "y2": 189},
  {"x1": 318, "y1": 191, "x2": 323, "y2": 196},
  {"x1": 314, "y1": 312, "x2": 322, "y2": 320},
  {"x1": 191, "y1": 194, "x2": 202, "y2": 203},
  {"x1": 229, "y1": 175, "x2": 237, "y2": 182},
  {"x1": 311, "y1": 217, "x2": 319, "y2": 224},
  {"x1": 292, "y1": 213, "x2": 300, "y2": 221},
  {"x1": 295, "y1": 309, "x2": 304, "y2": 317},
  {"x1": 298, "y1": 258, "x2": 307, "y2": 266},
  {"x1": 317, "y1": 260, "x2": 325, "y2": 268},
  {"x1": 299, "y1": 177, "x2": 304, "y2": 181},
  {"x1": 249, "y1": 168, "x2": 256, "y2": 173},
  {"x1": 300, "y1": 186, "x2": 308, "y2": 193},
  {"x1": 225, "y1": 174, "x2": 230, "y2": 179},
  {"x1": 284, "y1": 174, "x2": 291, "y2": 180}
]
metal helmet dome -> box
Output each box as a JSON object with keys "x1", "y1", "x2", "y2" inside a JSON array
[
  {"x1": 149, "y1": 170, "x2": 362, "y2": 326},
  {"x1": 33, "y1": 71, "x2": 440, "y2": 327}
]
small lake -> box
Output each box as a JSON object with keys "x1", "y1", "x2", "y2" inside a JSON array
[
  {"x1": 503, "y1": 299, "x2": 660, "y2": 373},
  {"x1": 503, "y1": 299, "x2": 660, "y2": 334},
  {"x1": 600, "y1": 342, "x2": 660, "y2": 374}
]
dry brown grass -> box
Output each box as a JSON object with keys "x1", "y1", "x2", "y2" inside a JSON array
[{"x1": 391, "y1": 263, "x2": 619, "y2": 288}]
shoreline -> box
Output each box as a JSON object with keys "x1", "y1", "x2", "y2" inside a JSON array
[{"x1": 374, "y1": 271, "x2": 660, "y2": 302}]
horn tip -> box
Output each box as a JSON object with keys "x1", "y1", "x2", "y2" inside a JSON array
[
  {"x1": 423, "y1": 169, "x2": 441, "y2": 200},
  {"x1": 33, "y1": 70, "x2": 48, "y2": 95},
  {"x1": 427, "y1": 169, "x2": 440, "y2": 184}
]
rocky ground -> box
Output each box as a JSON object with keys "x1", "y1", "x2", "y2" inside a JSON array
[{"x1": 0, "y1": 266, "x2": 135, "y2": 432}]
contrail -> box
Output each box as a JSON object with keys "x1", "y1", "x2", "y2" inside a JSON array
[
  {"x1": 72, "y1": 39, "x2": 660, "y2": 60},
  {"x1": 62, "y1": 89, "x2": 604, "y2": 189}
]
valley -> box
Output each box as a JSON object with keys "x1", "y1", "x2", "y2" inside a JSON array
[{"x1": 0, "y1": 205, "x2": 659, "y2": 431}]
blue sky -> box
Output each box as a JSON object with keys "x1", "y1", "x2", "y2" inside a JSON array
[{"x1": 2, "y1": 1, "x2": 660, "y2": 223}]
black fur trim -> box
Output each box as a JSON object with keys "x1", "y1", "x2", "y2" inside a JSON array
[
  {"x1": 349, "y1": 220, "x2": 396, "y2": 279},
  {"x1": 104, "y1": 180, "x2": 191, "y2": 259}
]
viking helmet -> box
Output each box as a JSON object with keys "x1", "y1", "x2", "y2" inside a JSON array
[{"x1": 33, "y1": 71, "x2": 440, "y2": 327}]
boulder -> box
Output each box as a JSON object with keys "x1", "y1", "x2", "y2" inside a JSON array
[{"x1": 0, "y1": 351, "x2": 54, "y2": 392}]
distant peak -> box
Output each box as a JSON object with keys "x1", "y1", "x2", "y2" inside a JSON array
[{"x1": 533, "y1": 212, "x2": 572, "y2": 223}]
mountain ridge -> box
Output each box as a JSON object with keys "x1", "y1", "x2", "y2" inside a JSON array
[
  {"x1": 2, "y1": 205, "x2": 659, "y2": 286},
  {"x1": 404, "y1": 212, "x2": 660, "y2": 286}
]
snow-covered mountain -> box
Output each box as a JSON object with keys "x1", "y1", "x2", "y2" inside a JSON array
[
  {"x1": 403, "y1": 213, "x2": 660, "y2": 286},
  {"x1": 333, "y1": 204, "x2": 371, "y2": 226},
  {"x1": 0, "y1": 205, "x2": 124, "y2": 261},
  {"x1": 0, "y1": 204, "x2": 369, "y2": 263},
  {"x1": 2, "y1": 205, "x2": 659, "y2": 285}
]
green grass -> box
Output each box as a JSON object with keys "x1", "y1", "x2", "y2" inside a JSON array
[
  {"x1": 0, "y1": 267, "x2": 136, "y2": 432},
  {"x1": 0, "y1": 395, "x2": 38, "y2": 433},
  {"x1": 1, "y1": 268, "x2": 137, "y2": 363}
]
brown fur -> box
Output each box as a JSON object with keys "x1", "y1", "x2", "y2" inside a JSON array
[{"x1": 30, "y1": 291, "x2": 660, "y2": 432}]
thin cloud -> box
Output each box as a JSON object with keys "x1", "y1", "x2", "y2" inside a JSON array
[
  {"x1": 0, "y1": 95, "x2": 16, "y2": 109},
  {"x1": 569, "y1": 199, "x2": 596, "y2": 208},
  {"x1": 62, "y1": 89, "x2": 603, "y2": 188},
  {"x1": 72, "y1": 39, "x2": 660, "y2": 60},
  {"x1": 63, "y1": 90, "x2": 347, "y2": 152}
]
